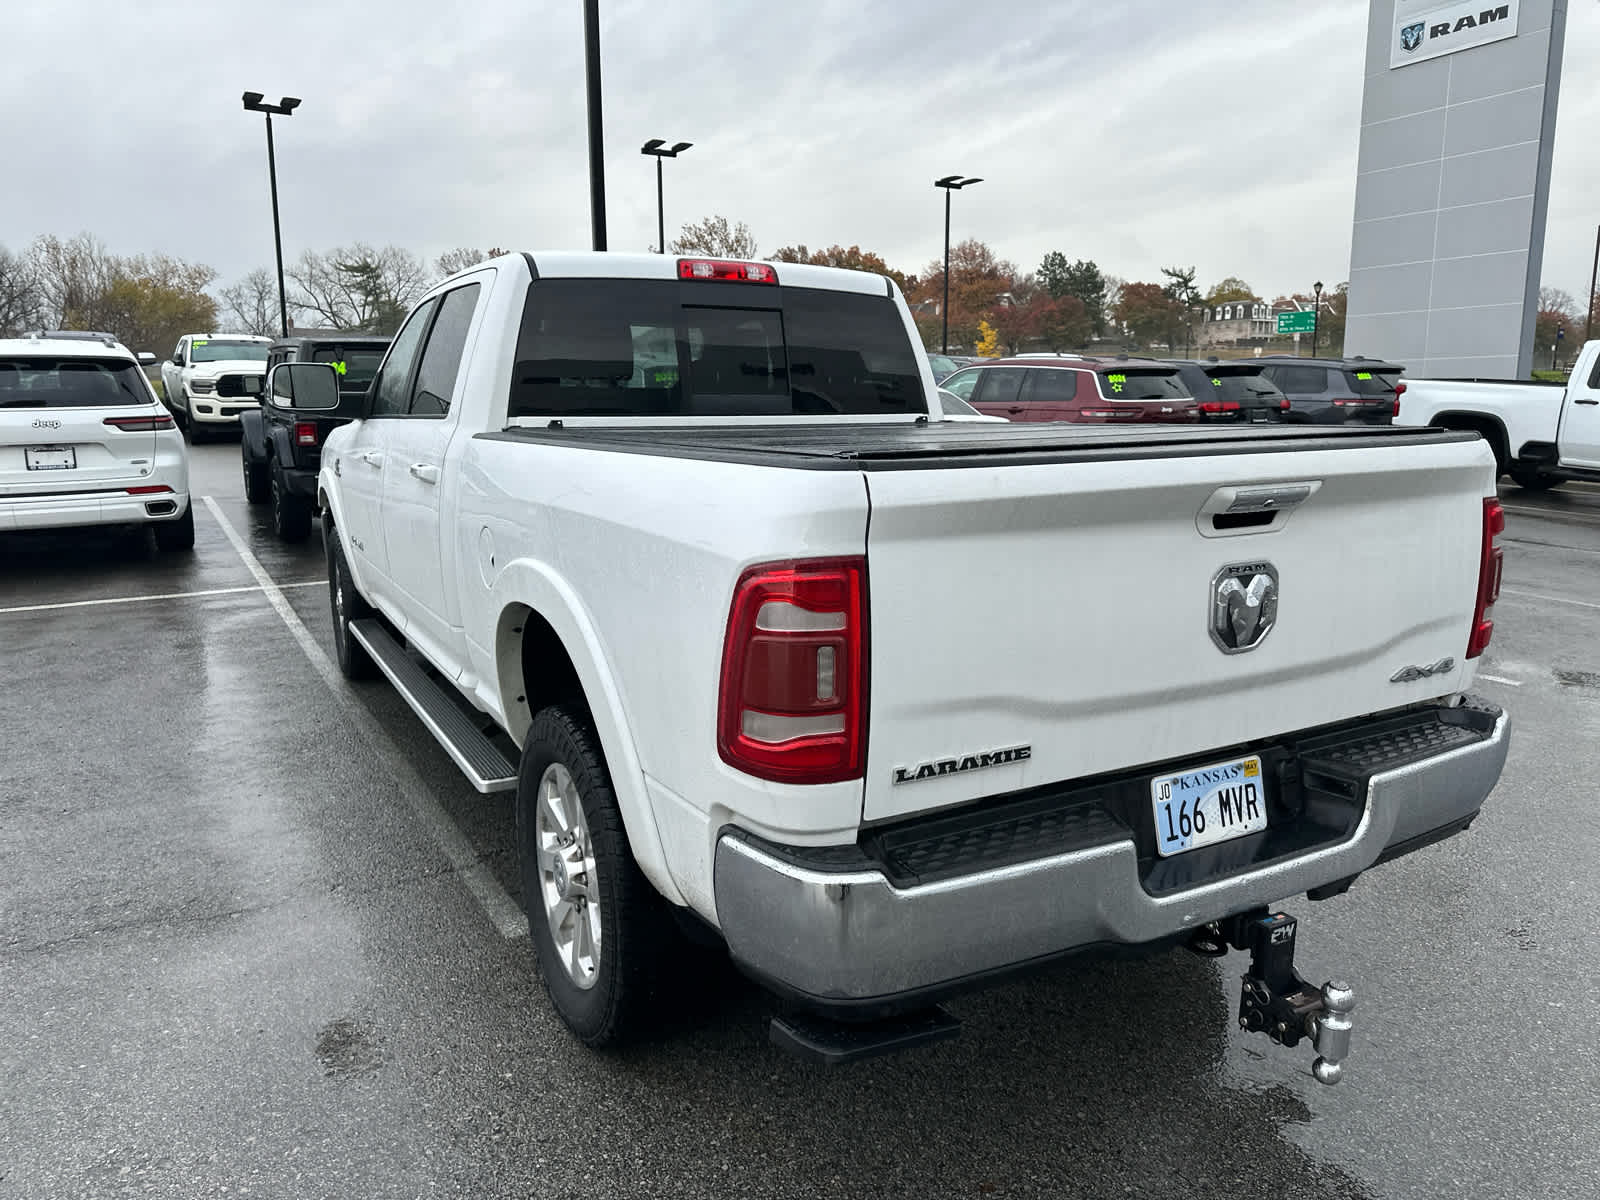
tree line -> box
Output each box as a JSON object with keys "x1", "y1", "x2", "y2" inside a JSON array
[
  {"x1": 0, "y1": 233, "x2": 508, "y2": 354},
  {"x1": 668, "y1": 215, "x2": 1347, "y2": 357}
]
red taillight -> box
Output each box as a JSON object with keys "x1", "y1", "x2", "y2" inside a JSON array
[
  {"x1": 294, "y1": 421, "x2": 318, "y2": 446},
  {"x1": 1392, "y1": 383, "x2": 1405, "y2": 418},
  {"x1": 1198, "y1": 400, "x2": 1241, "y2": 414},
  {"x1": 1279, "y1": 398, "x2": 1291, "y2": 411},
  {"x1": 104, "y1": 414, "x2": 175, "y2": 431},
  {"x1": 1466, "y1": 498, "x2": 1505, "y2": 658},
  {"x1": 678, "y1": 258, "x2": 779, "y2": 284},
  {"x1": 718, "y1": 557, "x2": 866, "y2": 784},
  {"x1": 127, "y1": 485, "x2": 174, "y2": 495}
]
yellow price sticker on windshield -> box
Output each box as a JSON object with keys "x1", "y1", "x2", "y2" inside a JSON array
[{"x1": 192, "y1": 340, "x2": 207, "y2": 348}]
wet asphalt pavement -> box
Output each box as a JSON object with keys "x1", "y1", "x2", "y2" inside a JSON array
[{"x1": 2, "y1": 442, "x2": 1598, "y2": 1199}]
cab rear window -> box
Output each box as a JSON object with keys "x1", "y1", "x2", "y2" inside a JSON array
[
  {"x1": 509, "y1": 279, "x2": 926, "y2": 417},
  {"x1": 311, "y1": 347, "x2": 386, "y2": 387},
  {"x1": 1096, "y1": 369, "x2": 1187, "y2": 401},
  {"x1": 0, "y1": 357, "x2": 151, "y2": 408}
]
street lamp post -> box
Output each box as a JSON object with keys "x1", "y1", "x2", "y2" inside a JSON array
[
  {"x1": 241, "y1": 92, "x2": 301, "y2": 338},
  {"x1": 1310, "y1": 280, "x2": 1324, "y2": 359},
  {"x1": 935, "y1": 175, "x2": 982, "y2": 354},
  {"x1": 1586, "y1": 224, "x2": 1600, "y2": 344},
  {"x1": 640, "y1": 139, "x2": 692, "y2": 253}
]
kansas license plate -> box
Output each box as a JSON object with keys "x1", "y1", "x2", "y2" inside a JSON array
[
  {"x1": 1151, "y1": 754, "x2": 1267, "y2": 858},
  {"x1": 25, "y1": 445, "x2": 76, "y2": 471}
]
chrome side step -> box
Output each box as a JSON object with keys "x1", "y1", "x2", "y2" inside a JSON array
[{"x1": 348, "y1": 618, "x2": 518, "y2": 794}]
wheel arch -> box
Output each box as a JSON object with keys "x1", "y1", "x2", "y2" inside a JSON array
[
  {"x1": 1428, "y1": 411, "x2": 1511, "y2": 474},
  {"x1": 491, "y1": 561, "x2": 684, "y2": 908}
]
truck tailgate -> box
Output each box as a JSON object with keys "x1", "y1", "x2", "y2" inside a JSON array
[{"x1": 861, "y1": 438, "x2": 1494, "y2": 822}]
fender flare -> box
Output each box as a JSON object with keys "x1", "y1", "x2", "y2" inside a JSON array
[
  {"x1": 239, "y1": 409, "x2": 268, "y2": 463},
  {"x1": 266, "y1": 423, "x2": 297, "y2": 469},
  {"x1": 1429, "y1": 411, "x2": 1511, "y2": 473},
  {"x1": 488, "y1": 557, "x2": 685, "y2": 908}
]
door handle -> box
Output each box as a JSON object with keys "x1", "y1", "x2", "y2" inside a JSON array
[
  {"x1": 409, "y1": 463, "x2": 440, "y2": 485},
  {"x1": 1007, "y1": 406, "x2": 1025, "y2": 414},
  {"x1": 358, "y1": 451, "x2": 383, "y2": 466},
  {"x1": 1575, "y1": 398, "x2": 1599, "y2": 406}
]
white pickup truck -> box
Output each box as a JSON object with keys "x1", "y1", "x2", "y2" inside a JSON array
[
  {"x1": 1395, "y1": 338, "x2": 1600, "y2": 490},
  {"x1": 294, "y1": 251, "x2": 1510, "y2": 1082}
]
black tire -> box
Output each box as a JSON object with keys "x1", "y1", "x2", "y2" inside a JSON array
[
  {"x1": 325, "y1": 529, "x2": 376, "y2": 680},
  {"x1": 516, "y1": 705, "x2": 670, "y2": 1046},
  {"x1": 1508, "y1": 464, "x2": 1560, "y2": 492},
  {"x1": 153, "y1": 503, "x2": 195, "y2": 552},
  {"x1": 242, "y1": 448, "x2": 269, "y2": 504},
  {"x1": 270, "y1": 460, "x2": 313, "y2": 542}
]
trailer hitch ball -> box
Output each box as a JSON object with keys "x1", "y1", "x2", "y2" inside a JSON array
[{"x1": 1311, "y1": 980, "x2": 1356, "y2": 1086}]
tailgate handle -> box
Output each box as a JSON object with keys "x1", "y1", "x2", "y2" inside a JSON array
[
  {"x1": 1225, "y1": 484, "x2": 1314, "y2": 514},
  {"x1": 1197, "y1": 480, "x2": 1321, "y2": 539}
]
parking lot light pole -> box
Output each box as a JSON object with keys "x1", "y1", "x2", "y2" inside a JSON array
[
  {"x1": 241, "y1": 92, "x2": 300, "y2": 338},
  {"x1": 935, "y1": 175, "x2": 982, "y2": 353},
  {"x1": 1586, "y1": 224, "x2": 1600, "y2": 344},
  {"x1": 641, "y1": 139, "x2": 692, "y2": 253},
  {"x1": 1310, "y1": 281, "x2": 1323, "y2": 359}
]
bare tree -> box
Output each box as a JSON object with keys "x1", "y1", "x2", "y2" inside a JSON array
[
  {"x1": 436, "y1": 247, "x2": 486, "y2": 277},
  {"x1": 26, "y1": 233, "x2": 119, "y2": 329},
  {"x1": 669, "y1": 216, "x2": 758, "y2": 258},
  {"x1": 219, "y1": 268, "x2": 279, "y2": 336},
  {"x1": 0, "y1": 244, "x2": 42, "y2": 335},
  {"x1": 288, "y1": 243, "x2": 432, "y2": 334}
]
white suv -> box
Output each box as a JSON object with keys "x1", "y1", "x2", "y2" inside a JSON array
[
  {"x1": 161, "y1": 333, "x2": 271, "y2": 441},
  {"x1": 0, "y1": 331, "x2": 193, "y2": 550}
]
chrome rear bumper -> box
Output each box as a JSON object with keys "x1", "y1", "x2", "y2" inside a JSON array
[{"x1": 713, "y1": 704, "x2": 1509, "y2": 1008}]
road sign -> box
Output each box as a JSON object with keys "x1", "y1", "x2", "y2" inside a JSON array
[{"x1": 1276, "y1": 311, "x2": 1316, "y2": 335}]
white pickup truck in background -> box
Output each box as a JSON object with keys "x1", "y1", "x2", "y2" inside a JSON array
[
  {"x1": 285, "y1": 251, "x2": 1510, "y2": 1083},
  {"x1": 1395, "y1": 338, "x2": 1600, "y2": 490}
]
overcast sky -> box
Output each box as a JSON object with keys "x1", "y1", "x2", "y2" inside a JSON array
[{"x1": 6, "y1": 0, "x2": 1600, "y2": 304}]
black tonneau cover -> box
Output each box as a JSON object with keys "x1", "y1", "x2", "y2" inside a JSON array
[{"x1": 480, "y1": 421, "x2": 1481, "y2": 472}]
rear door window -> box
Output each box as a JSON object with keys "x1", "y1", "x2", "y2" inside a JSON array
[
  {"x1": 409, "y1": 283, "x2": 482, "y2": 416},
  {"x1": 508, "y1": 279, "x2": 927, "y2": 418},
  {"x1": 311, "y1": 346, "x2": 387, "y2": 389},
  {"x1": 1024, "y1": 368, "x2": 1078, "y2": 404},
  {"x1": 1096, "y1": 369, "x2": 1187, "y2": 400},
  {"x1": 971, "y1": 368, "x2": 1027, "y2": 406},
  {"x1": 0, "y1": 357, "x2": 151, "y2": 408}
]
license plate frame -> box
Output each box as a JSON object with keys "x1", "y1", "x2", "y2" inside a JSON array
[
  {"x1": 1151, "y1": 753, "x2": 1267, "y2": 858},
  {"x1": 25, "y1": 445, "x2": 76, "y2": 471}
]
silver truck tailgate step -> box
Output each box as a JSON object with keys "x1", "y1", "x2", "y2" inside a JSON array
[{"x1": 348, "y1": 618, "x2": 518, "y2": 794}]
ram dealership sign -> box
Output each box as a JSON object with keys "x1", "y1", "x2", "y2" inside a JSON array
[{"x1": 1391, "y1": 1, "x2": 1519, "y2": 67}]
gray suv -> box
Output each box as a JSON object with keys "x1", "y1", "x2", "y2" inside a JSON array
[{"x1": 1255, "y1": 356, "x2": 1403, "y2": 425}]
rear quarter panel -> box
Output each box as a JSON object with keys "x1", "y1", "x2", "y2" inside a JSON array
[{"x1": 455, "y1": 439, "x2": 872, "y2": 919}]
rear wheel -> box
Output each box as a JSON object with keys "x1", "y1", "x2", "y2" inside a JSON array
[
  {"x1": 153, "y1": 503, "x2": 195, "y2": 552},
  {"x1": 325, "y1": 529, "x2": 376, "y2": 679},
  {"x1": 516, "y1": 705, "x2": 670, "y2": 1046},
  {"x1": 270, "y1": 460, "x2": 313, "y2": 541},
  {"x1": 242, "y1": 447, "x2": 269, "y2": 504}
]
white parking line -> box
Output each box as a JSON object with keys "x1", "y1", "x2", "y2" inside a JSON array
[
  {"x1": 201, "y1": 496, "x2": 528, "y2": 942},
  {"x1": 1499, "y1": 586, "x2": 1600, "y2": 612},
  {"x1": 1475, "y1": 674, "x2": 1523, "y2": 686},
  {"x1": 0, "y1": 581, "x2": 321, "y2": 616}
]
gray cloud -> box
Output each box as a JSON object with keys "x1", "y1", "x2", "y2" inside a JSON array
[{"x1": 3, "y1": 0, "x2": 1597, "y2": 304}]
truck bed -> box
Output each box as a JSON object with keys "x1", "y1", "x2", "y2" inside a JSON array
[{"x1": 485, "y1": 421, "x2": 1479, "y2": 470}]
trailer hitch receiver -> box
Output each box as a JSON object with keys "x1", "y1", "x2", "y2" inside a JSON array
[{"x1": 1195, "y1": 910, "x2": 1356, "y2": 1084}]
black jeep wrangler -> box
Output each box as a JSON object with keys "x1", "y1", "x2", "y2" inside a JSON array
[{"x1": 240, "y1": 334, "x2": 391, "y2": 541}]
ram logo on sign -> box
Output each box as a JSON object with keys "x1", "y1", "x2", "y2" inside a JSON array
[{"x1": 1391, "y1": 0, "x2": 1519, "y2": 68}]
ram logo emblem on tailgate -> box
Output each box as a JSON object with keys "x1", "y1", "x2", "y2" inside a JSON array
[
  {"x1": 1210, "y1": 562, "x2": 1278, "y2": 654},
  {"x1": 892, "y1": 745, "x2": 1032, "y2": 785}
]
